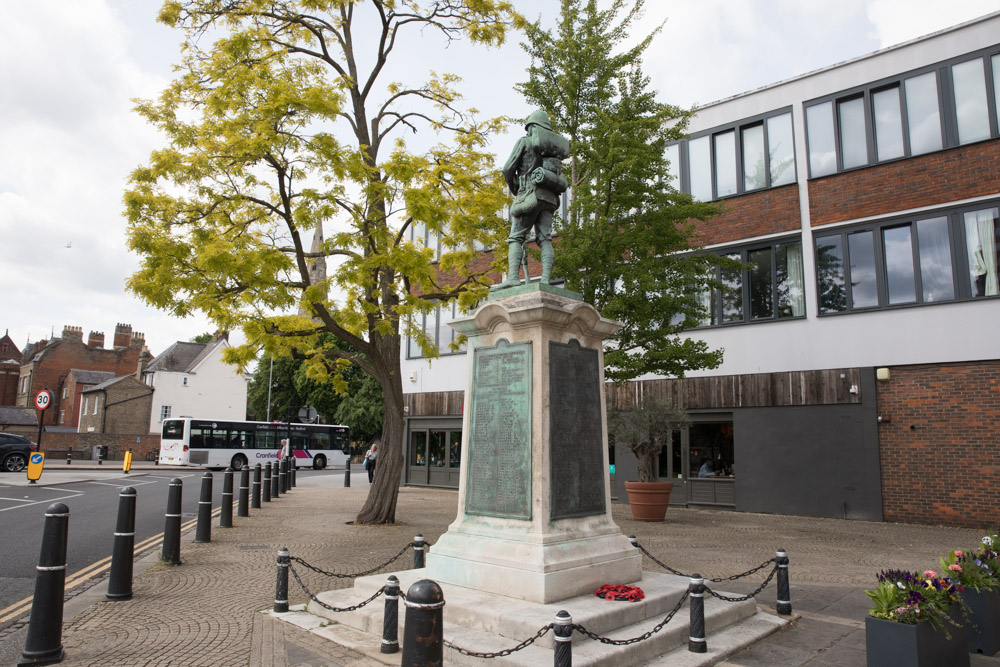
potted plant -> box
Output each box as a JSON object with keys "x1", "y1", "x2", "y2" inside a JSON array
[
  {"x1": 608, "y1": 402, "x2": 687, "y2": 522},
  {"x1": 948, "y1": 533, "x2": 1000, "y2": 655},
  {"x1": 865, "y1": 568, "x2": 969, "y2": 666}
]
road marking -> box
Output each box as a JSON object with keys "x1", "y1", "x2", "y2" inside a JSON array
[
  {"x1": 0, "y1": 510, "x2": 216, "y2": 625},
  {"x1": 0, "y1": 492, "x2": 84, "y2": 513},
  {"x1": 0, "y1": 496, "x2": 37, "y2": 503}
]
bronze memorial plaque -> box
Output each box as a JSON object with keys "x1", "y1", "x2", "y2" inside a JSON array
[
  {"x1": 549, "y1": 339, "x2": 606, "y2": 519},
  {"x1": 465, "y1": 339, "x2": 532, "y2": 519}
]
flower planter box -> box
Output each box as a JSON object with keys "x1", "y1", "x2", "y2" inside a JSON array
[
  {"x1": 965, "y1": 589, "x2": 1000, "y2": 655},
  {"x1": 865, "y1": 613, "x2": 969, "y2": 667}
]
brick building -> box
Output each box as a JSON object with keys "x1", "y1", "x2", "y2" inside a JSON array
[
  {"x1": 0, "y1": 330, "x2": 21, "y2": 406},
  {"x1": 78, "y1": 375, "x2": 154, "y2": 435},
  {"x1": 401, "y1": 13, "x2": 1000, "y2": 528},
  {"x1": 16, "y1": 324, "x2": 147, "y2": 428}
]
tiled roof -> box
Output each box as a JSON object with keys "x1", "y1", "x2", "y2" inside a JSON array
[
  {"x1": 0, "y1": 406, "x2": 37, "y2": 426},
  {"x1": 147, "y1": 341, "x2": 208, "y2": 373},
  {"x1": 69, "y1": 369, "x2": 116, "y2": 385}
]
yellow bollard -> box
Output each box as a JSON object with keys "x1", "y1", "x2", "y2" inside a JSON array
[{"x1": 122, "y1": 450, "x2": 133, "y2": 474}]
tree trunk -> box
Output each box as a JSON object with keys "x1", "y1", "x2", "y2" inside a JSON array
[{"x1": 355, "y1": 333, "x2": 405, "y2": 524}]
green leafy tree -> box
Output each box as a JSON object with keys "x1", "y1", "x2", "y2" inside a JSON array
[
  {"x1": 125, "y1": 0, "x2": 521, "y2": 523},
  {"x1": 519, "y1": 0, "x2": 733, "y2": 382},
  {"x1": 190, "y1": 332, "x2": 215, "y2": 343}
]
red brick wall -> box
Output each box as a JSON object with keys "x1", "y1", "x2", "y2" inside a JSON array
[
  {"x1": 809, "y1": 139, "x2": 1000, "y2": 226},
  {"x1": 877, "y1": 360, "x2": 1000, "y2": 528},
  {"x1": 691, "y1": 184, "x2": 801, "y2": 247}
]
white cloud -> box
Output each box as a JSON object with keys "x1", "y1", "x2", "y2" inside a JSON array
[{"x1": 866, "y1": 1, "x2": 999, "y2": 48}]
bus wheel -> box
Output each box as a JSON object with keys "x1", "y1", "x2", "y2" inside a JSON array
[
  {"x1": 231, "y1": 454, "x2": 247, "y2": 471},
  {"x1": 313, "y1": 455, "x2": 326, "y2": 470}
]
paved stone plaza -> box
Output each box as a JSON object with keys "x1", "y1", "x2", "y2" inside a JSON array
[{"x1": 3, "y1": 473, "x2": 999, "y2": 666}]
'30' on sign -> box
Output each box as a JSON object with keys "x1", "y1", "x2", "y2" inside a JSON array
[{"x1": 34, "y1": 390, "x2": 52, "y2": 411}]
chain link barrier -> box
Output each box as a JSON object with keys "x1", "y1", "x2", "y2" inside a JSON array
[
  {"x1": 289, "y1": 541, "x2": 413, "y2": 579},
  {"x1": 288, "y1": 561, "x2": 385, "y2": 613},
  {"x1": 634, "y1": 541, "x2": 775, "y2": 582},
  {"x1": 573, "y1": 589, "x2": 690, "y2": 646},
  {"x1": 444, "y1": 623, "x2": 554, "y2": 658}
]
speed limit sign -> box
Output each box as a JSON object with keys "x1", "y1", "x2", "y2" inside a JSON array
[{"x1": 34, "y1": 390, "x2": 52, "y2": 411}]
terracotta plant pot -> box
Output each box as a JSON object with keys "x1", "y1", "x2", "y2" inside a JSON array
[{"x1": 624, "y1": 481, "x2": 674, "y2": 522}]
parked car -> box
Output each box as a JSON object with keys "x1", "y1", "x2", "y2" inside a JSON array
[{"x1": 0, "y1": 433, "x2": 37, "y2": 472}]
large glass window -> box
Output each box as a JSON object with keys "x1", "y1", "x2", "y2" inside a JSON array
[
  {"x1": 873, "y1": 87, "x2": 904, "y2": 161},
  {"x1": 952, "y1": 58, "x2": 991, "y2": 145},
  {"x1": 407, "y1": 302, "x2": 467, "y2": 358},
  {"x1": 698, "y1": 240, "x2": 805, "y2": 327},
  {"x1": 904, "y1": 72, "x2": 943, "y2": 155},
  {"x1": 816, "y1": 204, "x2": 997, "y2": 314},
  {"x1": 767, "y1": 113, "x2": 796, "y2": 186},
  {"x1": 807, "y1": 101, "x2": 837, "y2": 177},
  {"x1": 838, "y1": 97, "x2": 868, "y2": 169},
  {"x1": 965, "y1": 207, "x2": 1000, "y2": 297},
  {"x1": 741, "y1": 124, "x2": 766, "y2": 191},
  {"x1": 664, "y1": 143, "x2": 681, "y2": 191},
  {"x1": 688, "y1": 136, "x2": 712, "y2": 202},
  {"x1": 409, "y1": 431, "x2": 427, "y2": 467}
]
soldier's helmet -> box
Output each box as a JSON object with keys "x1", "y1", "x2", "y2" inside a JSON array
[{"x1": 525, "y1": 109, "x2": 553, "y2": 132}]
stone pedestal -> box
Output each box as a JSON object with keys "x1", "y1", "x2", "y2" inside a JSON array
[{"x1": 426, "y1": 283, "x2": 642, "y2": 604}]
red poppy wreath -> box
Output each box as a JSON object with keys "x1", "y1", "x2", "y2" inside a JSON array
[{"x1": 594, "y1": 584, "x2": 645, "y2": 602}]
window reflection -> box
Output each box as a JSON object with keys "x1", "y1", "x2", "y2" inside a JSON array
[
  {"x1": 848, "y1": 231, "x2": 878, "y2": 308},
  {"x1": 952, "y1": 58, "x2": 991, "y2": 145},
  {"x1": 873, "y1": 87, "x2": 904, "y2": 161},
  {"x1": 883, "y1": 226, "x2": 916, "y2": 305},
  {"x1": 429, "y1": 430, "x2": 446, "y2": 467},
  {"x1": 665, "y1": 144, "x2": 680, "y2": 191},
  {"x1": 714, "y1": 131, "x2": 737, "y2": 197},
  {"x1": 776, "y1": 243, "x2": 805, "y2": 317},
  {"x1": 749, "y1": 247, "x2": 773, "y2": 320},
  {"x1": 916, "y1": 217, "x2": 954, "y2": 302},
  {"x1": 767, "y1": 113, "x2": 796, "y2": 186},
  {"x1": 816, "y1": 236, "x2": 846, "y2": 313},
  {"x1": 719, "y1": 253, "x2": 743, "y2": 322},
  {"x1": 741, "y1": 124, "x2": 766, "y2": 191},
  {"x1": 410, "y1": 431, "x2": 427, "y2": 467},
  {"x1": 904, "y1": 72, "x2": 943, "y2": 155},
  {"x1": 688, "y1": 136, "x2": 712, "y2": 202},
  {"x1": 689, "y1": 423, "x2": 734, "y2": 479},
  {"x1": 838, "y1": 97, "x2": 867, "y2": 169},
  {"x1": 449, "y1": 431, "x2": 462, "y2": 468},
  {"x1": 807, "y1": 101, "x2": 837, "y2": 177}
]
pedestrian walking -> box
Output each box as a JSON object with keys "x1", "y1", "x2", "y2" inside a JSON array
[{"x1": 364, "y1": 441, "x2": 379, "y2": 483}]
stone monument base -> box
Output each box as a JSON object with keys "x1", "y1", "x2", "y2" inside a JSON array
[{"x1": 274, "y1": 568, "x2": 789, "y2": 666}]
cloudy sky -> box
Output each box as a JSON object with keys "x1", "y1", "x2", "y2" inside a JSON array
[{"x1": 1, "y1": 0, "x2": 997, "y2": 358}]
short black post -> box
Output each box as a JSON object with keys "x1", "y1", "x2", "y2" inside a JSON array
[
  {"x1": 66, "y1": 447, "x2": 72, "y2": 466},
  {"x1": 344, "y1": 451, "x2": 351, "y2": 487},
  {"x1": 629, "y1": 535, "x2": 638, "y2": 548},
  {"x1": 194, "y1": 472, "x2": 213, "y2": 543},
  {"x1": 106, "y1": 487, "x2": 137, "y2": 601},
  {"x1": 688, "y1": 574, "x2": 707, "y2": 653},
  {"x1": 161, "y1": 478, "x2": 182, "y2": 565},
  {"x1": 401, "y1": 579, "x2": 444, "y2": 667},
  {"x1": 252, "y1": 463, "x2": 262, "y2": 507},
  {"x1": 381, "y1": 575, "x2": 400, "y2": 654},
  {"x1": 98, "y1": 446, "x2": 104, "y2": 465},
  {"x1": 279, "y1": 458, "x2": 288, "y2": 494},
  {"x1": 290, "y1": 458, "x2": 297, "y2": 488},
  {"x1": 262, "y1": 463, "x2": 272, "y2": 503},
  {"x1": 220, "y1": 468, "x2": 233, "y2": 528},
  {"x1": 19, "y1": 502, "x2": 69, "y2": 666},
  {"x1": 273, "y1": 547, "x2": 290, "y2": 613},
  {"x1": 553, "y1": 610, "x2": 573, "y2": 667},
  {"x1": 413, "y1": 534, "x2": 426, "y2": 569},
  {"x1": 238, "y1": 466, "x2": 250, "y2": 517},
  {"x1": 776, "y1": 549, "x2": 791, "y2": 615},
  {"x1": 270, "y1": 461, "x2": 280, "y2": 499}
]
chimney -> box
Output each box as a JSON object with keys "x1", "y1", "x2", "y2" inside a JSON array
[
  {"x1": 61, "y1": 325, "x2": 83, "y2": 344},
  {"x1": 214, "y1": 330, "x2": 230, "y2": 342},
  {"x1": 130, "y1": 331, "x2": 145, "y2": 348},
  {"x1": 113, "y1": 323, "x2": 133, "y2": 348},
  {"x1": 87, "y1": 331, "x2": 105, "y2": 349},
  {"x1": 135, "y1": 347, "x2": 153, "y2": 380}
]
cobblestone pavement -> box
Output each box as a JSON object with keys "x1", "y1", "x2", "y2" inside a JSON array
[{"x1": 3, "y1": 481, "x2": 999, "y2": 666}]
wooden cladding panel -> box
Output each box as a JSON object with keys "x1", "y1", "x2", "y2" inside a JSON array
[{"x1": 405, "y1": 390, "x2": 465, "y2": 417}]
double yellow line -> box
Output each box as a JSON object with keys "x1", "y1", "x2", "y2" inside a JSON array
[{"x1": 0, "y1": 511, "x2": 213, "y2": 625}]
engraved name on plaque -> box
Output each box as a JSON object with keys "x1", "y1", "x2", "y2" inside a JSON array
[
  {"x1": 549, "y1": 339, "x2": 606, "y2": 520},
  {"x1": 465, "y1": 339, "x2": 532, "y2": 519}
]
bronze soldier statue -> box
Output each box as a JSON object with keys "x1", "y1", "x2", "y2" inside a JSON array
[{"x1": 493, "y1": 110, "x2": 569, "y2": 289}]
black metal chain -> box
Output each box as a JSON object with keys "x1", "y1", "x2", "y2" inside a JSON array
[
  {"x1": 572, "y1": 590, "x2": 690, "y2": 646},
  {"x1": 444, "y1": 623, "x2": 554, "y2": 658},
  {"x1": 635, "y1": 542, "x2": 775, "y2": 582},
  {"x1": 288, "y1": 562, "x2": 385, "y2": 612},
  {"x1": 290, "y1": 541, "x2": 413, "y2": 579},
  {"x1": 706, "y1": 563, "x2": 779, "y2": 602}
]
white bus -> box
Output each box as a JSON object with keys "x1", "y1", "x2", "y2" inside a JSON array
[{"x1": 159, "y1": 418, "x2": 350, "y2": 471}]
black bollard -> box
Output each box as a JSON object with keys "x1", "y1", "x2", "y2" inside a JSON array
[
  {"x1": 553, "y1": 610, "x2": 573, "y2": 667},
  {"x1": 98, "y1": 446, "x2": 104, "y2": 465},
  {"x1": 274, "y1": 547, "x2": 290, "y2": 613},
  {"x1": 262, "y1": 462, "x2": 272, "y2": 503},
  {"x1": 272, "y1": 461, "x2": 281, "y2": 498},
  {"x1": 252, "y1": 463, "x2": 262, "y2": 507},
  {"x1": 400, "y1": 579, "x2": 444, "y2": 667},
  {"x1": 344, "y1": 451, "x2": 351, "y2": 487},
  {"x1": 381, "y1": 575, "x2": 400, "y2": 654},
  {"x1": 106, "y1": 487, "x2": 137, "y2": 601},
  {"x1": 238, "y1": 466, "x2": 250, "y2": 517},
  {"x1": 290, "y1": 457, "x2": 297, "y2": 488},
  {"x1": 279, "y1": 458, "x2": 288, "y2": 494},
  {"x1": 688, "y1": 574, "x2": 707, "y2": 653},
  {"x1": 66, "y1": 447, "x2": 72, "y2": 466},
  {"x1": 161, "y1": 478, "x2": 182, "y2": 565},
  {"x1": 220, "y1": 468, "x2": 233, "y2": 528},
  {"x1": 413, "y1": 534, "x2": 426, "y2": 569},
  {"x1": 629, "y1": 535, "x2": 638, "y2": 548},
  {"x1": 19, "y1": 503, "x2": 70, "y2": 666},
  {"x1": 776, "y1": 549, "x2": 791, "y2": 615},
  {"x1": 194, "y1": 472, "x2": 213, "y2": 543}
]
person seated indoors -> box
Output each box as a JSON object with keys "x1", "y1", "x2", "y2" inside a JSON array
[{"x1": 698, "y1": 457, "x2": 715, "y2": 478}]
